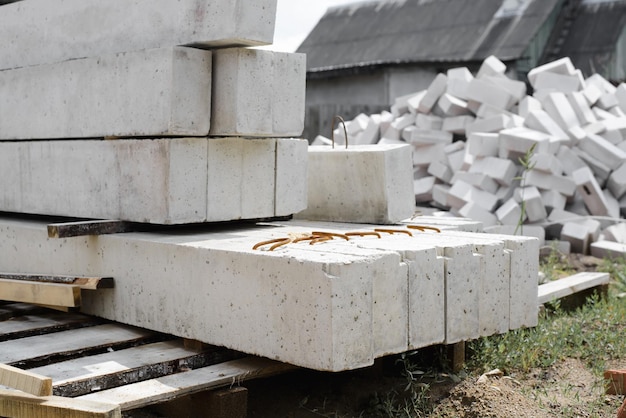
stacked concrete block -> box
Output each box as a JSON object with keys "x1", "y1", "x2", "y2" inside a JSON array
[{"x1": 324, "y1": 55, "x2": 625, "y2": 253}]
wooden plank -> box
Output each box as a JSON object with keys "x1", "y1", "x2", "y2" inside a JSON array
[
  {"x1": 0, "y1": 313, "x2": 99, "y2": 342},
  {"x1": 0, "y1": 363, "x2": 52, "y2": 396},
  {"x1": 78, "y1": 357, "x2": 296, "y2": 411},
  {"x1": 605, "y1": 369, "x2": 626, "y2": 395},
  {"x1": 0, "y1": 274, "x2": 114, "y2": 290},
  {"x1": 0, "y1": 388, "x2": 121, "y2": 418},
  {"x1": 538, "y1": 272, "x2": 610, "y2": 304},
  {"x1": 47, "y1": 220, "x2": 130, "y2": 239},
  {"x1": 29, "y1": 341, "x2": 238, "y2": 397},
  {"x1": 0, "y1": 324, "x2": 157, "y2": 367},
  {"x1": 0, "y1": 279, "x2": 81, "y2": 307}
]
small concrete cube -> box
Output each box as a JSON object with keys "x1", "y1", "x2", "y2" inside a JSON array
[{"x1": 210, "y1": 48, "x2": 305, "y2": 137}]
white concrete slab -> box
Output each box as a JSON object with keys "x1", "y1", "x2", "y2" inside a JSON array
[
  {"x1": 209, "y1": 48, "x2": 305, "y2": 137},
  {"x1": 0, "y1": 0, "x2": 277, "y2": 70},
  {"x1": 0, "y1": 137, "x2": 307, "y2": 224},
  {"x1": 0, "y1": 47, "x2": 212, "y2": 140},
  {"x1": 296, "y1": 144, "x2": 415, "y2": 224}
]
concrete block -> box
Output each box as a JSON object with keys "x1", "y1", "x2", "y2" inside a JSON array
[
  {"x1": 432, "y1": 184, "x2": 451, "y2": 208},
  {"x1": 0, "y1": 137, "x2": 305, "y2": 224},
  {"x1": 609, "y1": 106, "x2": 626, "y2": 118},
  {"x1": 469, "y1": 156, "x2": 517, "y2": 186},
  {"x1": 495, "y1": 198, "x2": 524, "y2": 225},
  {"x1": 355, "y1": 114, "x2": 382, "y2": 145},
  {"x1": 524, "y1": 110, "x2": 570, "y2": 144},
  {"x1": 406, "y1": 91, "x2": 427, "y2": 114},
  {"x1": 412, "y1": 143, "x2": 447, "y2": 167},
  {"x1": 568, "y1": 92, "x2": 597, "y2": 125},
  {"x1": 381, "y1": 124, "x2": 402, "y2": 142},
  {"x1": 0, "y1": 47, "x2": 212, "y2": 140},
  {"x1": 578, "y1": 133, "x2": 626, "y2": 170},
  {"x1": 528, "y1": 57, "x2": 576, "y2": 87},
  {"x1": 447, "y1": 181, "x2": 473, "y2": 210},
  {"x1": 591, "y1": 241, "x2": 626, "y2": 259},
  {"x1": 604, "y1": 189, "x2": 621, "y2": 219},
  {"x1": 496, "y1": 184, "x2": 516, "y2": 205},
  {"x1": 533, "y1": 72, "x2": 582, "y2": 93},
  {"x1": 275, "y1": 139, "x2": 309, "y2": 217},
  {"x1": 603, "y1": 223, "x2": 626, "y2": 244},
  {"x1": 297, "y1": 144, "x2": 414, "y2": 224},
  {"x1": 391, "y1": 113, "x2": 417, "y2": 131},
  {"x1": 209, "y1": 48, "x2": 305, "y2": 137},
  {"x1": 582, "y1": 83, "x2": 603, "y2": 106},
  {"x1": 503, "y1": 236, "x2": 540, "y2": 329},
  {"x1": 514, "y1": 186, "x2": 547, "y2": 222},
  {"x1": 414, "y1": 176, "x2": 437, "y2": 203},
  {"x1": 416, "y1": 114, "x2": 444, "y2": 130},
  {"x1": 403, "y1": 127, "x2": 453, "y2": 145},
  {"x1": 466, "y1": 132, "x2": 500, "y2": 157},
  {"x1": 569, "y1": 125, "x2": 589, "y2": 144},
  {"x1": 379, "y1": 111, "x2": 395, "y2": 135},
  {"x1": 602, "y1": 117, "x2": 626, "y2": 142},
  {"x1": 347, "y1": 114, "x2": 370, "y2": 135},
  {"x1": 437, "y1": 94, "x2": 470, "y2": 116},
  {"x1": 572, "y1": 148, "x2": 612, "y2": 185},
  {"x1": 523, "y1": 170, "x2": 577, "y2": 197},
  {"x1": 477, "y1": 55, "x2": 507, "y2": 79},
  {"x1": 608, "y1": 163, "x2": 626, "y2": 199},
  {"x1": 485, "y1": 225, "x2": 545, "y2": 245},
  {"x1": 459, "y1": 202, "x2": 498, "y2": 228},
  {"x1": 545, "y1": 208, "x2": 581, "y2": 239},
  {"x1": 418, "y1": 73, "x2": 448, "y2": 114},
  {"x1": 541, "y1": 92, "x2": 580, "y2": 131},
  {"x1": 467, "y1": 114, "x2": 513, "y2": 134},
  {"x1": 451, "y1": 171, "x2": 499, "y2": 194},
  {"x1": 594, "y1": 107, "x2": 618, "y2": 120},
  {"x1": 561, "y1": 222, "x2": 590, "y2": 254},
  {"x1": 530, "y1": 153, "x2": 563, "y2": 175},
  {"x1": 442, "y1": 115, "x2": 475, "y2": 134},
  {"x1": 394, "y1": 92, "x2": 420, "y2": 115},
  {"x1": 446, "y1": 67, "x2": 473, "y2": 100},
  {"x1": 597, "y1": 93, "x2": 619, "y2": 110},
  {"x1": 557, "y1": 145, "x2": 589, "y2": 175},
  {"x1": 447, "y1": 148, "x2": 466, "y2": 173},
  {"x1": 483, "y1": 75, "x2": 527, "y2": 103},
  {"x1": 428, "y1": 160, "x2": 453, "y2": 183},
  {"x1": 573, "y1": 166, "x2": 610, "y2": 216},
  {"x1": 518, "y1": 95, "x2": 543, "y2": 118},
  {"x1": 0, "y1": 0, "x2": 277, "y2": 70},
  {"x1": 466, "y1": 78, "x2": 514, "y2": 110}
]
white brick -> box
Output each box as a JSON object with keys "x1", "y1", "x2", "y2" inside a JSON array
[
  {"x1": 451, "y1": 172, "x2": 499, "y2": 194},
  {"x1": 406, "y1": 91, "x2": 427, "y2": 114},
  {"x1": 573, "y1": 166, "x2": 610, "y2": 216},
  {"x1": 469, "y1": 156, "x2": 517, "y2": 186},
  {"x1": 414, "y1": 176, "x2": 437, "y2": 203},
  {"x1": 466, "y1": 78, "x2": 514, "y2": 110},
  {"x1": 432, "y1": 184, "x2": 451, "y2": 208},
  {"x1": 415, "y1": 113, "x2": 444, "y2": 130},
  {"x1": 602, "y1": 117, "x2": 626, "y2": 142},
  {"x1": 418, "y1": 73, "x2": 448, "y2": 114},
  {"x1": 557, "y1": 146, "x2": 588, "y2": 175},
  {"x1": 591, "y1": 241, "x2": 626, "y2": 258},
  {"x1": 540, "y1": 190, "x2": 567, "y2": 212},
  {"x1": 477, "y1": 55, "x2": 507, "y2": 79},
  {"x1": 0, "y1": 47, "x2": 212, "y2": 139},
  {"x1": 412, "y1": 143, "x2": 447, "y2": 167},
  {"x1": 446, "y1": 67, "x2": 473, "y2": 100},
  {"x1": 498, "y1": 127, "x2": 555, "y2": 157},
  {"x1": 533, "y1": 72, "x2": 582, "y2": 93},
  {"x1": 428, "y1": 160, "x2": 453, "y2": 183},
  {"x1": 356, "y1": 114, "x2": 382, "y2": 145},
  {"x1": 518, "y1": 95, "x2": 543, "y2": 118},
  {"x1": 602, "y1": 223, "x2": 626, "y2": 244},
  {"x1": 447, "y1": 148, "x2": 466, "y2": 173},
  {"x1": 568, "y1": 92, "x2": 597, "y2": 125},
  {"x1": 391, "y1": 113, "x2": 417, "y2": 131},
  {"x1": 467, "y1": 114, "x2": 513, "y2": 134},
  {"x1": 582, "y1": 83, "x2": 603, "y2": 106},
  {"x1": 442, "y1": 115, "x2": 475, "y2": 134},
  {"x1": 617, "y1": 83, "x2": 626, "y2": 112},
  {"x1": 573, "y1": 148, "x2": 612, "y2": 184},
  {"x1": 466, "y1": 132, "x2": 499, "y2": 157},
  {"x1": 483, "y1": 75, "x2": 527, "y2": 103},
  {"x1": 560, "y1": 222, "x2": 591, "y2": 254},
  {"x1": 348, "y1": 114, "x2": 370, "y2": 135},
  {"x1": 610, "y1": 106, "x2": 626, "y2": 118},
  {"x1": 578, "y1": 133, "x2": 626, "y2": 170},
  {"x1": 403, "y1": 127, "x2": 453, "y2": 145},
  {"x1": 523, "y1": 170, "x2": 577, "y2": 197},
  {"x1": 447, "y1": 181, "x2": 473, "y2": 210},
  {"x1": 528, "y1": 57, "x2": 576, "y2": 87},
  {"x1": 597, "y1": 93, "x2": 619, "y2": 110},
  {"x1": 437, "y1": 93, "x2": 471, "y2": 116},
  {"x1": 514, "y1": 186, "x2": 547, "y2": 222},
  {"x1": 604, "y1": 189, "x2": 621, "y2": 219},
  {"x1": 530, "y1": 153, "x2": 563, "y2": 175},
  {"x1": 394, "y1": 92, "x2": 419, "y2": 115},
  {"x1": 594, "y1": 107, "x2": 618, "y2": 120},
  {"x1": 496, "y1": 198, "x2": 524, "y2": 225},
  {"x1": 541, "y1": 92, "x2": 581, "y2": 131},
  {"x1": 523, "y1": 110, "x2": 570, "y2": 144},
  {"x1": 0, "y1": 0, "x2": 276, "y2": 70},
  {"x1": 210, "y1": 48, "x2": 305, "y2": 137},
  {"x1": 297, "y1": 144, "x2": 414, "y2": 224},
  {"x1": 608, "y1": 163, "x2": 626, "y2": 199}
]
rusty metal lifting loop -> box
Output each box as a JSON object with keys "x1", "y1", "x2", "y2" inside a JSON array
[{"x1": 331, "y1": 115, "x2": 349, "y2": 149}]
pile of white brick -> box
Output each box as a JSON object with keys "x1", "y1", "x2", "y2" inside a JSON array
[{"x1": 315, "y1": 56, "x2": 626, "y2": 256}]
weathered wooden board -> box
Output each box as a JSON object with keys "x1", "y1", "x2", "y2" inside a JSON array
[
  {"x1": 0, "y1": 274, "x2": 114, "y2": 290},
  {"x1": 538, "y1": 272, "x2": 610, "y2": 304},
  {"x1": 0, "y1": 388, "x2": 121, "y2": 418},
  {"x1": 0, "y1": 279, "x2": 81, "y2": 307},
  {"x1": 0, "y1": 313, "x2": 98, "y2": 342},
  {"x1": 78, "y1": 357, "x2": 296, "y2": 410},
  {"x1": 30, "y1": 341, "x2": 237, "y2": 397},
  {"x1": 47, "y1": 220, "x2": 131, "y2": 239},
  {"x1": 0, "y1": 363, "x2": 52, "y2": 396},
  {"x1": 0, "y1": 324, "x2": 156, "y2": 367}
]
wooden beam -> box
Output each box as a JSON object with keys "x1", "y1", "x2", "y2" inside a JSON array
[
  {"x1": 0, "y1": 388, "x2": 121, "y2": 418},
  {"x1": 605, "y1": 369, "x2": 626, "y2": 395},
  {"x1": 47, "y1": 220, "x2": 130, "y2": 239},
  {"x1": 0, "y1": 273, "x2": 114, "y2": 290},
  {"x1": 0, "y1": 279, "x2": 81, "y2": 307},
  {"x1": 0, "y1": 363, "x2": 52, "y2": 396}
]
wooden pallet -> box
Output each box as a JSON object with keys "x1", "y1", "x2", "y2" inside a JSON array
[{"x1": 0, "y1": 302, "x2": 295, "y2": 418}]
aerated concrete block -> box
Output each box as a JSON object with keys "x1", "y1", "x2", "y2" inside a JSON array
[
  {"x1": 428, "y1": 160, "x2": 453, "y2": 183},
  {"x1": 524, "y1": 110, "x2": 570, "y2": 144},
  {"x1": 528, "y1": 57, "x2": 576, "y2": 87},
  {"x1": 573, "y1": 148, "x2": 612, "y2": 185},
  {"x1": 466, "y1": 133, "x2": 499, "y2": 157},
  {"x1": 296, "y1": 144, "x2": 414, "y2": 224},
  {"x1": 451, "y1": 172, "x2": 499, "y2": 194},
  {"x1": 557, "y1": 146, "x2": 588, "y2": 175},
  {"x1": 617, "y1": 84, "x2": 626, "y2": 112},
  {"x1": 418, "y1": 73, "x2": 448, "y2": 114},
  {"x1": 0, "y1": 47, "x2": 212, "y2": 140},
  {"x1": 514, "y1": 187, "x2": 547, "y2": 222},
  {"x1": 209, "y1": 48, "x2": 305, "y2": 137},
  {"x1": 416, "y1": 114, "x2": 444, "y2": 130},
  {"x1": 568, "y1": 92, "x2": 597, "y2": 125},
  {"x1": 466, "y1": 78, "x2": 514, "y2": 110},
  {"x1": 446, "y1": 67, "x2": 473, "y2": 100},
  {"x1": 414, "y1": 176, "x2": 437, "y2": 203},
  {"x1": 483, "y1": 75, "x2": 527, "y2": 103},
  {"x1": 591, "y1": 241, "x2": 626, "y2": 258},
  {"x1": 0, "y1": 137, "x2": 306, "y2": 224},
  {"x1": 530, "y1": 153, "x2": 563, "y2": 175},
  {"x1": 533, "y1": 72, "x2": 582, "y2": 93},
  {"x1": 573, "y1": 166, "x2": 610, "y2": 216},
  {"x1": 442, "y1": 115, "x2": 475, "y2": 134},
  {"x1": 602, "y1": 223, "x2": 626, "y2": 244},
  {"x1": 477, "y1": 55, "x2": 507, "y2": 79},
  {"x1": 578, "y1": 133, "x2": 626, "y2": 170},
  {"x1": 467, "y1": 114, "x2": 513, "y2": 134},
  {"x1": 495, "y1": 198, "x2": 524, "y2": 225},
  {"x1": 469, "y1": 156, "x2": 517, "y2": 186},
  {"x1": 498, "y1": 127, "x2": 555, "y2": 157},
  {"x1": 459, "y1": 202, "x2": 498, "y2": 227},
  {"x1": 403, "y1": 127, "x2": 453, "y2": 145},
  {"x1": 561, "y1": 222, "x2": 592, "y2": 254},
  {"x1": 412, "y1": 143, "x2": 447, "y2": 167},
  {"x1": 437, "y1": 94, "x2": 470, "y2": 116},
  {"x1": 542, "y1": 92, "x2": 580, "y2": 131},
  {"x1": 523, "y1": 170, "x2": 576, "y2": 197},
  {"x1": 608, "y1": 163, "x2": 626, "y2": 199},
  {"x1": 541, "y1": 190, "x2": 567, "y2": 212},
  {"x1": 0, "y1": 0, "x2": 277, "y2": 70}
]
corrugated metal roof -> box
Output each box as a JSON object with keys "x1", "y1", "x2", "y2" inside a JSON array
[
  {"x1": 558, "y1": 0, "x2": 626, "y2": 77},
  {"x1": 298, "y1": 0, "x2": 560, "y2": 72}
]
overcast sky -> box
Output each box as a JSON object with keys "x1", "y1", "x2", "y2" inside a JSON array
[{"x1": 267, "y1": 0, "x2": 361, "y2": 52}]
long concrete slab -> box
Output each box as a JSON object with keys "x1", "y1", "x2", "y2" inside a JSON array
[
  {"x1": 0, "y1": 137, "x2": 308, "y2": 224},
  {"x1": 0, "y1": 47, "x2": 212, "y2": 140},
  {"x1": 0, "y1": 216, "x2": 539, "y2": 371},
  {"x1": 0, "y1": 0, "x2": 277, "y2": 70}
]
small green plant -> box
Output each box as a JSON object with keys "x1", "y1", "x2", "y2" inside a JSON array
[
  {"x1": 514, "y1": 143, "x2": 537, "y2": 236},
  {"x1": 599, "y1": 255, "x2": 626, "y2": 296},
  {"x1": 540, "y1": 243, "x2": 576, "y2": 282}
]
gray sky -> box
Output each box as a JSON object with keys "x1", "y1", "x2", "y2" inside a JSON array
[{"x1": 267, "y1": 0, "x2": 361, "y2": 52}]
